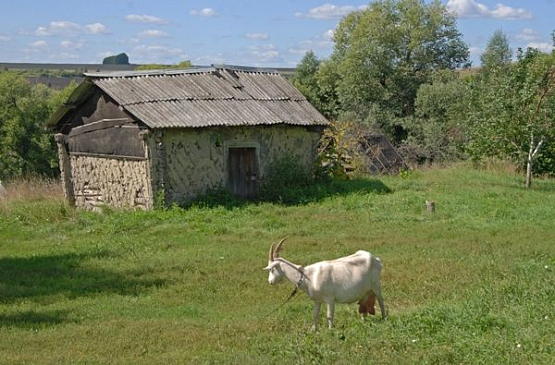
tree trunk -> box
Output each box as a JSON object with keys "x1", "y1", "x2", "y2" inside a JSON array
[
  {"x1": 526, "y1": 154, "x2": 533, "y2": 189},
  {"x1": 525, "y1": 135, "x2": 545, "y2": 189}
]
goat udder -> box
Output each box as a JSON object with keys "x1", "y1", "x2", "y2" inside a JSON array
[{"x1": 357, "y1": 294, "x2": 376, "y2": 315}]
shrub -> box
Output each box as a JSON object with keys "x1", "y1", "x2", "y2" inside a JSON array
[{"x1": 259, "y1": 154, "x2": 315, "y2": 204}]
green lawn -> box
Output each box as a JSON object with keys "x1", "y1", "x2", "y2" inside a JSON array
[{"x1": 1, "y1": 164, "x2": 554, "y2": 364}]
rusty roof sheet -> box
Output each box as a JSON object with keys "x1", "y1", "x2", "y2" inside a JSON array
[{"x1": 84, "y1": 66, "x2": 327, "y2": 128}]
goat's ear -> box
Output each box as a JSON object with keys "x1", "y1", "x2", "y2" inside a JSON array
[{"x1": 263, "y1": 261, "x2": 279, "y2": 271}]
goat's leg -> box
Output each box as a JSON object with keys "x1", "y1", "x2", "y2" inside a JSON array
[
  {"x1": 325, "y1": 300, "x2": 335, "y2": 329},
  {"x1": 377, "y1": 293, "x2": 385, "y2": 319},
  {"x1": 312, "y1": 302, "x2": 322, "y2": 331},
  {"x1": 367, "y1": 293, "x2": 376, "y2": 315},
  {"x1": 373, "y1": 283, "x2": 386, "y2": 319}
]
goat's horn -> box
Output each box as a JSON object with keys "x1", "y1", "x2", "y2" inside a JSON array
[
  {"x1": 268, "y1": 242, "x2": 276, "y2": 262},
  {"x1": 274, "y1": 237, "x2": 287, "y2": 258}
]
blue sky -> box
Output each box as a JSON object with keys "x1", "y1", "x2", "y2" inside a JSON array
[{"x1": 0, "y1": 0, "x2": 553, "y2": 67}]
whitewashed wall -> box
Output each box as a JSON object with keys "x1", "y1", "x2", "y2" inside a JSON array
[{"x1": 148, "y1": 125, "x2": 322, "y2": 205}]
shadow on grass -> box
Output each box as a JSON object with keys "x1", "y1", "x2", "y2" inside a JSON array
[
  {"x1": 0, "y1": 253, "x2": 166, "y2": 306},
  {"x1": 185, "y1": 177, "x2": 392, "y2": 209},
  {"x1": 0, "y1": 310, "x2": 76, "y2": 329}
]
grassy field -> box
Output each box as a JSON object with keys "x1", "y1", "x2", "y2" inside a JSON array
[{"x1": 0, "y1": 164, "x2": 554, "y2": 364}]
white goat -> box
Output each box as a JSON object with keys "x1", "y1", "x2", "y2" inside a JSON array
[{"x1": 264, "y1": 238, "x2": 385, "y2": 329}]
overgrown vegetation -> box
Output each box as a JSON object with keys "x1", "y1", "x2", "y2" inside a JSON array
[
  {"x1": 0, "y1": 71, "x2": 77, "y2": 180},
  {"x1": 292, "y1": 0, "x2": 555, "y2": 186},
  {"x1": 186, "y1": 154, "x2": 389, "y2": 208},
  {"x1": 259, "y1": 154, "x2": 317, "y2": 204},
  {"x1": 465, "y1": 45, "x2": 555, "y2": 187},
  {"x1": 0, "y1": 164, "x2": 553, "y2": 364}
]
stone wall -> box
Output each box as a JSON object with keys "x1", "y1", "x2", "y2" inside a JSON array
[
  {"x1": 70, "y1": 154, "x2": 152, "y2": 211},
  {"x1": 148, "y1": 125, "x2": 322, "y2": 205}
]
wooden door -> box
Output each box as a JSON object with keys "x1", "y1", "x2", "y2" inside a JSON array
[{"x1": 228, "y1": 147, "x2": 258, "y2": 198}]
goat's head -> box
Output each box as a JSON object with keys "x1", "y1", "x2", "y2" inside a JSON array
[{"x1": 263, "y1": 238, "x2": 286, "y2": 285}]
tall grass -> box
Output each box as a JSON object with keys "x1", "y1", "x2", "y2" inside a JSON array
[
  {"x1": 0, "y1": 164, "x2": 553, "y2": 364},
  {"x1": 0, "y1": 176, "x2": 63, "y2": 202},
  {"x1": 0, "y1": 177, "x2": 72, "y2": 225}
]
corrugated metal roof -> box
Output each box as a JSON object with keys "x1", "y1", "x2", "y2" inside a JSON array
[{"x1": 83, "y1": 66, "x2": 328, "y2": 129}]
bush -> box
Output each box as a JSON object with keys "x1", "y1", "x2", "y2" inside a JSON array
[{"x1": 259, "y1": 154, "x2": 315, "y2": 204}]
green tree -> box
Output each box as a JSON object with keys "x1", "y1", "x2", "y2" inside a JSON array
[
  {"x1": 0, "y1": 72, "x2": 77, "y2": 180},
  {"x1": 102, "y1": 53, "x2": 130, "y2": 65},
  {"x1": 290, "y1": 51, "x2": 341, "y2": 119},
  {"x1": 404, "y1": 70, "x2": 467, "y2": 163},
  {"x1": 466, "y1": 47, "x2": 555, "y2": 188},
  {"x1": 292, "y1": 51, "x2": 321, "y2": 107},
  {"x1": 328, "y1": 0, "x2": 469, "y2": 142},
  {"x1": 314, "y1": 59, "x2": 342, "y2": 120},
  {"x1": 480, "y1": 29, "x2": 512, "y2": 72}
]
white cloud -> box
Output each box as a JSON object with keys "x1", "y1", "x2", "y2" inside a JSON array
[
  {"x1": 97, "y1": 51, "x2": 115, "y2": 59},
  {"x1": 189, "y1": 8, "x2": 217, "y2": 17},
  {"x1": 446, "y1": 0, "x2": 488, "y2": 17},
  {"x1": 118, "y1": 37, "x2": 140, "y2": 45},
  {"x1": 131, "y1": 44, "x2": 188, "y2": 63},
  {"x1": 34, "y1": 21, "x2": 110, "y2": 37},
  {"x1": 0, "y1": 35, "x2": 9, "y2": 41},
  {"x1": 468, "y1": 46, "x2": 482, "y2": 57},
  {"x1": 125, "y1": 14, "x2": 169, "y2": 24},
  {"x1": 446, "y1": 0, "x2": 532, "y2": 20},
  {"x1": 35, "y1": 21, "x2": 80, "y2": 37},
  {"x1": 193, "y1": 54, "x2": 225, "y2": 65},
  {"x1": 22, "y1": 40, "x2": 50, "y2": 56},
  {"x1": 30, "y1": 40, "x2": 47, "y2": 47},
  {"x1": 85, "y1": 23, "x2": 110, "y2": 34},
  {"x1": 490, "y1": 4, "x2": 533, "y2": 20},
  {"x1": 246, "y1": 33, "x2": 269, "y2": 41},
  {"x1": 248, "y1": 43, "x2": 280, "y2": 62},
  {"x1": 56, "y1": 52, "x2": 79, "y2": 60},
  {"x1": 138, "y1": 29, "x2": 169, "y2": 38},
  {"x1": 288, "y1": 29, "x2": 335, "y2": 55},
  {"x1": 295, "y1": 4, "x2": 366, "y2": 20},
  {"x1": 60, "y1": 40, "x2": 84, "y2": 50},
  {"x1": 526, "y1": 42, "x2": 554, "y2": 53},
  {"x1": 517, "y1": 28, "x2": 542, "y2": 42},
  {"x1": 323, "y1": 28, "x2": 335, "y2": 41}
]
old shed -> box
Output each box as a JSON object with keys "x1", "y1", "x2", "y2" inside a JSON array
[{"x1": 48, "y1": 66, "x2": 328, "y2": 210}]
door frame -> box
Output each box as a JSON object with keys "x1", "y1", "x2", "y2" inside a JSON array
[{"x1": 224, "y1": 141, "x2": 261, "y2": 195}]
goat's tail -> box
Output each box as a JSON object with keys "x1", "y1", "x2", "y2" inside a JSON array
[{"x1": 373, "y1": 255, "x2": 383, "y2": 272}]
